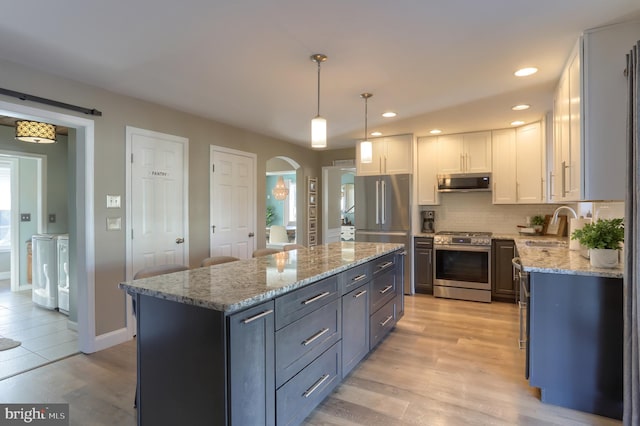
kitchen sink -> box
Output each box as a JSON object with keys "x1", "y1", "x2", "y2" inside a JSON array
[{"x1": 523, "y1": 239, "x2": 568, "y2": 248}]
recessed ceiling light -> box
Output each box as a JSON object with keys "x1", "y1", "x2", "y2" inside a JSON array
[
  {"x1": 370, "y1": 131, "x2": 382, "y2": 137},
  {"x1": 511, "y1": 120, "x2": 525, "y2": 126},
  {"x1": 511, "y1": 104, "x2": 531, "y2": 111},
  {"x1": 382, "y1": 112, "x2": 397, "y2": 118},
  {"x1": 429, "y1": 129, "x2": 442, "y2": 134},
  {"x1": 514, "y1": 67, "x2": 538, "y2": 77}
]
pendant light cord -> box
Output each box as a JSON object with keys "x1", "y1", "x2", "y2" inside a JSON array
[
  {"x1": 316, "y1": 61, "x2": 321, "y2": 116},
  {"x1": 364, "y1": 96, "x2": 368, "y2": 139}
]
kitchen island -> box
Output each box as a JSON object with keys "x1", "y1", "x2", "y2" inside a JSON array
[
  {"x1": 119, "y1": 242, "x2": 404, "y2": 426},
  {"x1": 514, "y1": 238, "x2": 623, "y2": 420}
]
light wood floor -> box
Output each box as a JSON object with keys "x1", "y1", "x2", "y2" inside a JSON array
[{"x1": 0, "y1": 295, "x2": 622, "y2": 426}]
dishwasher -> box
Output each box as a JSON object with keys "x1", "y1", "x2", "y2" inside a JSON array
[{"x1": 512, "y1": 257, "x2": 530, "y2": 379}]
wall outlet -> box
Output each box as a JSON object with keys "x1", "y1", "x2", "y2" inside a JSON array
[
  {"x1": 20, "y1": 213, "x2": 31, "y2": 222},
  {"x1": 49, "y1": 214, "x2": 56, "y2": 223}
]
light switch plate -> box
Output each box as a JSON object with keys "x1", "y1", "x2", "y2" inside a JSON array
[
  {"x1": 106, "y1": 217, "x2": 122, "y2": 231},
  {"x1": 106, "y1": 195, "x2": 121, "y2": 209}
]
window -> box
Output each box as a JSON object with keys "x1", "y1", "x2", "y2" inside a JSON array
[
  {"x1": 284, "y1": 180, "x2": 296, "y2": 226},
  {"x1": 0, "y1": 164, "x2": 11, "y2": 250}
]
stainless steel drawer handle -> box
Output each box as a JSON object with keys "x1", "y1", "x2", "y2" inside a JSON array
[
  {"x1": 353, "y1": 290, "x2": 367, "y2": 298},
  {"x1": 302, "y1": 291, "x2": 331, "y2": 305},
  {"x1": 377, "y1": 261, "x2": 393, "y2": 270},
  {"x1": 242, "y1": 309, "x2": 274, "y2": 324},
  {"x1": 380, "y1": 315, "x2": 393, "y2": 327},
  {"x1": 302, "y1": 374, "x2": 330, "y2": 398},
  {"x1": 352, "y1": 274, "x2": 367, "y2": 282},
  {"x1": 379, "y1": 285, "x2": 393, "y2": 295},
  {"x1": 302, "y1": 328, "x2": 330, "y2": 346}
]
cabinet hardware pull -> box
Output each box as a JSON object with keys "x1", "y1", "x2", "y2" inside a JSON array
[
  {"x1": 354, "y1": 290, "x2": 367, "y2": 298},
  {"x1": 375, "y1": 180, "x2": 380, "y2": 224},
  {"x1": 561, "y1": 160, "x2": 567, "y2": 197},
  {"x1": 242, "y1": 309, "x2": 274, "y2": 324},
  {"x1": 303, "y1": 374, "x2": 330, "y2": 398},
  {"x1": 352, "y1": 274, "x2": 367, "y2": 282},
  {"x1": 302, "y1": 291, "x2": 330, "y2": 305},
  {"x1": 377, "y1": 261, "x2": 393, "y2": 270},
  {"x1": 380, "y1": 315, "x2": 394, "y2": 326},
  {"x1": 302, "y1": 328, "x2": 330, "y2": 346},
  {"x1": 379, "y1": 285, "x2": 393, "y2": 294}
]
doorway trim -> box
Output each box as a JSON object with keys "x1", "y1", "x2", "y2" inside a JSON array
[
  {"x1": 0, "y1": 99, "x2": 96, "y2": 353},
  {"x1": 125, "y1": 126, "x2": 190, "y2": 337}
]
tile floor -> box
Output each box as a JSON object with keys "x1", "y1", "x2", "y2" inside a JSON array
[{"x1": 0, "y1": 279, "x2": 78, "y2": 380}]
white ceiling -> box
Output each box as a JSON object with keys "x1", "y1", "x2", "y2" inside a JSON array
[{"x1": 1, "y1": 1, "x2": 640, "y2": 149}]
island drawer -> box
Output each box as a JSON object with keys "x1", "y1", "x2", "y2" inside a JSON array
[
  {"x1": 275, "y1": 298, "x2": 341, "y2": 387},
  {"x1": 276, "y1": 341, "x2": 341, "y2": 426},
  {"x1": 372, "y1": 252, "x2": 396, "y2": 276},
  {"x1": 370, "y1": 267, "x2": 397, "y2": 314},
  {"x1": 340, "y1": 262, "x2": 371, "y2": 294},
  {"x1": 275, "y1": 275, "x2": 340, "y2": 330},
  {"x1": 370, "y1": 298, "x2": 397, "y2": 350}
]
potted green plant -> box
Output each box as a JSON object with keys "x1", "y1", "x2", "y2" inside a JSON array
[
  {"x1": 530, "y1": 215, "x2": 546, "y2": 233},
  {"x1": 571, "y1": 218, "x2": 624, "y2": 268},
  {"x1": 266, "y1": 205, "x2": 276, "y2": 227}
]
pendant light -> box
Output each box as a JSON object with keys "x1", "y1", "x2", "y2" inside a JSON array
[
  {"x1": 310, "y1": 54, "x2": 327, "y2": 149},
  {"x1": 272, "y1": 175, "x2": 289, "y2": 201},
  {"x1": 15, "y1": 120, "x2": 57, "y2": 144},
  {"x1": 360, "y1": 93, "x2": 373, "y2": 164}
]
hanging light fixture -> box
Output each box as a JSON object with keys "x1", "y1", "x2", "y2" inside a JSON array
[
  {"x1": 310, "y1": 54, "x2": 327, "y2": 149},
  {"x1": 360, "y1": 93, "x2": 373, "y2": 164},
  {"x1": 15, "y1": 120, "x2": 57, "y2": 144},
  {"x1": 272, "y1": 175, "x2": 289, "y2": 201}
]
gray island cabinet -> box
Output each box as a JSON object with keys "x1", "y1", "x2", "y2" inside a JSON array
[
  {"x1": 119, "y1": 242, "x2": 404, "y2": 426},
  {"x1": 514, "y1": 238, "x2": 623, "y2": 420}
]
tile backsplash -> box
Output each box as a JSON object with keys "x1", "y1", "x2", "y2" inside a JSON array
[{"x1": 419, "y1": 193, "x2": 625, "y2": 234}]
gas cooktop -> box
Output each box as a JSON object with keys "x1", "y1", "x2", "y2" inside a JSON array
[
  {"x1": 434, "y1": 231, "x2": 493, "y2": 246},
  {"x1": 436, "y1": 231, "x2": 492, "y2": 237}
]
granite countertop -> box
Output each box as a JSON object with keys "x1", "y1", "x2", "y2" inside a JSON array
[
  {"x1": 510, "y1": 235, "x2": 623, "y2": 279},
  {"x1": 119, "y1": 242, "x2": 403, "y2": 313}
]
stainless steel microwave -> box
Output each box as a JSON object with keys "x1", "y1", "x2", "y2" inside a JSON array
[{"x1": 437, "y1": 173, "x2": 491, "y2": 192}]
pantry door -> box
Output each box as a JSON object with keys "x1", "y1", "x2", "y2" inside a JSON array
[{"x1": 127, "y1": 126, "x2": 189, "y2": 279}]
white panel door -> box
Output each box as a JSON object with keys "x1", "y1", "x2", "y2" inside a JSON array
[
  {"x1": 210, "y1": 147, "x2": 256, "y2": 259},
  {"x1": 130, "y1": 129, "x2": 189, "y2": 276}
]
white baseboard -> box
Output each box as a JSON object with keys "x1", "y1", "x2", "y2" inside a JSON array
[{"x1": 87, "y1": 327, "x2": 132, "y2": 353}]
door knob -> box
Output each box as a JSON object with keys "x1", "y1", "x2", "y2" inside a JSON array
[
  {"x1": 176, "y1": 238, "x2": 185, "y2": 244},
  {"x1": 248, "y1": 232, "x2": 255, "y2": 238}
]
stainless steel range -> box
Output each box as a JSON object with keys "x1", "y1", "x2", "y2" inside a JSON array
[{"x1": 433, "y1": 231, "x2": 492, "y2": 303}]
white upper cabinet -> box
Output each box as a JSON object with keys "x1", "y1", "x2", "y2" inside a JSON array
[
  {"x1": 437, "y1": 131, "x2": 491, "y2": 174},
  {"x1": 356, "y1": 134, "x2": 412, "y2": 176},
  {"x1": 492, "y1": 122, "x2": 545, "y2": 204},
  {"x1": 416, "y1": 136, "x2": 440, "y2": 205},
  {"x1": 551, "y1": 20, "x2": 640, "y2": 202},
  {"x1": 515, "y1": 122, "x2": 545, "y2": 203},
  {"x1": 491, "y1": 129, "x2": 517, "y2": 204}
]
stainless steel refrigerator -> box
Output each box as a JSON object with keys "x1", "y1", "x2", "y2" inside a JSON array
[{"x1": 355, "y1": 174, "x2": 413, "y2": 294}]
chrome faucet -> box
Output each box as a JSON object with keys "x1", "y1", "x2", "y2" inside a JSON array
[{"x1": 551, "y1": 205, "x2": 578, "y2": 224}]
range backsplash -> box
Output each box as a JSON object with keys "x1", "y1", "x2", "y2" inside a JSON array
[{"x1": 420, "y1": 192, "x2": 624, "y2": 235}]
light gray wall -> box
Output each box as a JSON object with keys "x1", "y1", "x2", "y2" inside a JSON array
[{"x1": 0, "y1": 57, "x2": 324, "y2": 336}]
